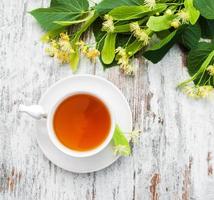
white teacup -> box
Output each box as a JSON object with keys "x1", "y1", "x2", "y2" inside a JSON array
[{"x1": 19, "y1": 91, "x2": 115, "y2": 158}]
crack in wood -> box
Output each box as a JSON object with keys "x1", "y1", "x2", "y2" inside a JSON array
[
  {"x1": 182, "y1": 157, "x2": 192, "y2": 200},
  {"x1": 7, "y1": 167, "x2": 22, "y2": 192},
  {"x1": 150, "y1": 173, "x2": 160, "y2": 200},
  {"x1": 207, "y1": 152, "x2": 213, "y2": 176},
  {"x1": 92, "y1": 173, "x2": 96, "y2": 200},
  {"x1": 132, "y1": 171, "x2": 136, "y2": 200}
]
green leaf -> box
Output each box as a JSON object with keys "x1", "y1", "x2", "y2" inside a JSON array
[
  {"x1": 50, "y1": 0, "x2": 88, "y2": 10},
  {"x1": 113, "y1": 124, "x2": 131, "y2": 156},
  {"x1": 95, "y1": 0, "x2": 144, "y2": 15},
  {"x1": 109, "y1": 6, "x2": 150, "y2": 20},
  {"x1": 30, "y1": 0, "x2": 89, "y2": 31},
  {"x1": 179, "y1": 23, "x2": 201, "y2": 50},
  {"x1": 126, "y1": 39, "x2": 144, "y2": 57},
  {"x1": 184, "y1": 0, "x2": 200, "y2": 25},
  {"x1": 143, "y1": 29, "x2": 182, "y2": 63},
  {"x1": 194, "y1": 0, "x2": 214, "y2": 20},
  {"x1": 114, "y1": 18, "x2": 148, "y2": 33},
  {"x1": 69, "y1": 12, "x2": 98, "y2": 71},
  {"x1": 147, "y1": 15, "x2": 175, "y2": 32},
  {"x1": 109, "y1": 4, "x2": 167, "y2": 21},
  {"x1": 187, "y1": 42, "x2": 214, "y2": 85},
  {"x1": 54, "y1": 10, "x2": 95, "y2": 27},
  {"x1": 70, "y1": 46, "x2": 80, "y2": 71},
  {"x1": 93, "y1": 18, "x2": 134, "y2": 69},
  {"x1": 101, "y1": 33, "x2": 117, "y2": 64},
  {"x1": 199, "y1": 17, "x2": 214, "y2": 39}
]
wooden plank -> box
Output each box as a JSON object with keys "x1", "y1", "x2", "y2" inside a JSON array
[{"x1": 1, "y1": 0, "x2": 214, "y2": 199}]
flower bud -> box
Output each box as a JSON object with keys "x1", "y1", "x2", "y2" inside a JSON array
[
  {"x1": 171, "y1": 20, "x2": 180, "y2": 29},
  {"x1": 165, "y1": 9, "x2": 172, "y2": 15}
]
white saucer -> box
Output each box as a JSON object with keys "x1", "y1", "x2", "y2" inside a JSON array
[{"x1": 36, "y1": 75, "x2": 132, "y2": 173}]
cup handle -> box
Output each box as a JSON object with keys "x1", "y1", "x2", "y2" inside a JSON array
[{"x1": 19, "y1": 104, "x2": 47, "y2": 119}]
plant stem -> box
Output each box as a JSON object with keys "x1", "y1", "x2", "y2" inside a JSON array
[
  {"x1": 72, "y1": 10, "x2": 98, "y2": 43},
  {"x1": 178, "y1": 50, "x2": 214, "y2": 88}
]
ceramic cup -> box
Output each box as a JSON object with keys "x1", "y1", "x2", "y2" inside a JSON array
[{"x1": 19, "y1": 91, "x2": 115, "y2": 158}]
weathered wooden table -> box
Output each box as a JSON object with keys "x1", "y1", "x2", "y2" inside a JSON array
[{"x1": 1, "y1": 0, "x2": 214, "y2": 199}]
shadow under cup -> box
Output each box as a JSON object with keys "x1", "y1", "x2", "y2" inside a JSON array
[{"x1": 47, "y1": 92, "x2": 115, "y2": 158}]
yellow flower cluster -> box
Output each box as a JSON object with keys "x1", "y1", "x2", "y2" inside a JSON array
[
  {"x1": 102, "y1": 14, "x2": 115, "y2": 33},
  {"x1": 45, "y1": 32, "x2": 74, "y2": 64},
  {"x1": 183, "y1": 85, "x2": 214, "y2": 99},
  {"x1": 115, "y1": 47, "x2": 134, "y2": 75},
  {"x1": 171, "y1": 20, "x2": 181, "y2": 29},
  {"x1": 113, "y1": 144, "x2": 130, "y2": 156},
  {"x1": 76, "y1": 40, "x2": 100, "y2": 63},
  {"x1": 207, "y1": 65, "x2": 214, "y2": 76},
  {"x1": 144, "y1": 0, "x2": 156, "y2": 9},
  {"x1": 171, "y1": 9, "x2": 190, "y2": 29},
  {"x1": 177, "y1": 9, "x2": 190, "y2": 24},
  {"x1": 165, "y1": 9, "x2": 173, "y2": 16},
  {"x1": 130, "y1": 22, "x2": 150, "y2": 46}
]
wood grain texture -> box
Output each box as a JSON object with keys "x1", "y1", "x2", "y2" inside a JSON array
[{"x1": 1, "y1": 0, "x2": 214, "y2": 199}]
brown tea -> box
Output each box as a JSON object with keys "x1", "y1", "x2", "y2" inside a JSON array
[{"x1": 53, "y1": 94, "x2": 111, "y2": 151}]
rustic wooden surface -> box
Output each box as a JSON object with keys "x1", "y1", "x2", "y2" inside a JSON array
[{"x1": 1, "y1": 0, "x2": 214, "y2": 199}]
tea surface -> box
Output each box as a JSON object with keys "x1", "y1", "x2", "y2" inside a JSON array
[{"x1": 53, "y1": 94, "x2": 111, "y2": 151}]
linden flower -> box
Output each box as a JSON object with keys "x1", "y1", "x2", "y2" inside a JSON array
[
  {"x1": 76, "y1": 40, "x2": 100, "y2": 62},
  {"x1": 76, "y1": 40, "x2": 89, "y2": 55},
  {"x1": 165, "y1": 9, "x2": 173, "y2": 15},
  {"x1": 127, "y1": 130, "x2": 141, "y2": 144},
  {"x1": 130, "y1": 22, "x2": 140, "y2": 32},
  {"x1": 197, "y1": 86, "x2": 214, "y2": 98},
  {"x1": 207, "y1": 65, "x2": 214, "y2": 76},
  {"x1": 130, "y1": 22, "x2": 150, "y2": 45},
  {"x1": 58, "y1": 39, "x2": 73, "y2": 53},
  {"x1": 121, "y1": 64, "x2": 134, "y2": 75},
  {"x1": 59, "y1": 32, "x2": 70, "y2": 41},
  {"x1": 86, "y1": 49, "x2": 100, "y2": 63},
  {"x1": 102, "y1": 14, "x2": 114, "y2": 33},
  {"x1": 171, "y1": 20, "x2": 181, "y2": 29},
  {"x1": 45, "y1": 40, "x2": 59, "y2": 57},
  {"x1": 115, "y1": 47, "x2": 127, "y2": 57},
  {"x1": 117, "y1": 58, "x2": 134, "y2": 75},
  {"x1": 56, "y1": 50, "x2": 70, "y2": 64},
  {"x1": 136, "y1": 29, "x2": 150, "y2": 45},
  {"x1": 57, "y1": 32, "x2": 75, "y2": 53},
  {"x1": 115, "y1": 47, "x2": 134, "y2": 75},
  {"x1": 76, "y1": 40, "x2": 85, "y2": 48},
  {"x1": 113, "y1": 145, "x2": 130, "y2": 156},
  {"x1": 177, "y1": 9, "x2": 190, "y2": 24},
  {"x1": 144, "y1": 0, "x2": 156, "y2": 9},
  {"x1": 117, "y1": 57, "x2": 129, "y2": 67},
  {"x1": 183, "y1": 85, "x2": 214, "y2": 99}
]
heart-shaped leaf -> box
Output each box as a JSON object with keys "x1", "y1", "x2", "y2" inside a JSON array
[
  {"x1": 109, "y1": 4, "x2": 167, "y2": 21},
  {"x1": 143, "y1": 28, "x2": 184, "y2": 63},
  {"x1": 179, "y1": 23, "x2": 201, "y2": 50},
  {"x1": 95, "y1": 0, "x2": 144, "y2": 15},
  {"x1": 199, "y1": 17, "x2": 214, "y2": 39},
  {"x1": 30, "y1": 0, "x2": 89, "y2": 31},
  {"x1": 194, "y1": 0, "x2": 214, "y2": 20}
]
